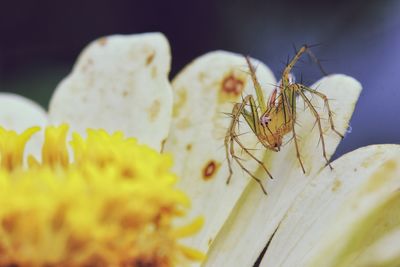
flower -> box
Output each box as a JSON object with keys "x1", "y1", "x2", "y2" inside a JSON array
[
  {"x1": 1, "y1": 33, "x2": 399, "y2": 267},
  {"x1": 0, "y1": 125, "x2": 204, "y2": 266}
]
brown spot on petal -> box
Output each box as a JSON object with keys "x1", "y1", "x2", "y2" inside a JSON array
[
  {"x1": 198, "y1": 71, "x2": 208, "y2": 83},
  {"x1": 208, "y1": 238, "x2": 213, "y2": 247},
  {"x1": 98, "y1": 37, "x2": 107, "y2": 46},
  {"x1": 332, "y1": 179, "x2": 342, "y2": 192},
  {"x1": 176, "y1": 117, "x2": 191, "y2": 130},
  {"x1": 221, "y1": 74, "x2": 245, "y2": 96},
  {"x1": 202, "y1": 160, "x2": 220, "y2": 180},
  {"x1": 218, "y1": 71, "x2": 247, "y2": 103},
  {"x1": 148, "y1": 100, "x2": 161, "y2": 122},
  {"x1": 146, "y1": 52, "x2": 155, "y2": 65},
  {"x1": 172, "y1": 89, "x2": 187, "y2": 117},
  {"x1": 186, "y1": 143, "x2": 192, "y2": 151}
]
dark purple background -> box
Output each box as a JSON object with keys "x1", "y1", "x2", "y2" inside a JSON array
[{"x1": 1, "y1": 0, "x2": 399, "y2": 158}]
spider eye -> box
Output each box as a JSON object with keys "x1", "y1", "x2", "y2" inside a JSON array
[{"x1": 260, "y1": 116, "x2": 270, "y2": 127}]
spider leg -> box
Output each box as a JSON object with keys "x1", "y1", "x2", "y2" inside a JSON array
[
  {"x1": 245, "y1": 56, "x2": 268, "y2": 113},
  {"x1": 300, "y1": 85, "x2": 344, "y2": 138},
  {"x1": 225, "y1": 103, "x2": 241, "y2": 185},
  {"x1": 305, "y1": 48, "x2": 328, "y2": 76},
  {"x1": 224, "y1": 95, "x2": 272, "y2": 195},
  {"x1": 231, "y1": 133, "x2": 273, "y2": 180},
  {"x1": 294, "y1": 84, "x2": 333, "y2": 169},
  {"x1": 282, "y1": 45, "x2": 308, "y2": 82},
  {"x1": 231, "y1": 154, "x2": 268, "y2": 195},
  {"x1": 283, "y1": 85, "x2": 306, "y2": 173}
]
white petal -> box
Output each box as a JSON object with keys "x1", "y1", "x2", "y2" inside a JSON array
[
  {"x1": 49, "y1": 33, "x2": 172, "y2": 151},
  {"x1": 356, "y1": 227, "x2": 400, "y2": 267},
  {"x1": 204, "y1": 75, "x2": 362, "y2": 267},
  {"x1": 260, "y1": 145, "x2": 400, "y2": 267},
  {"x1": 163, "y1": 51, "x2": 276, "y2": 256},
  {"x1": 0, "y1": 93, "x2": 48, "y2": 159}
]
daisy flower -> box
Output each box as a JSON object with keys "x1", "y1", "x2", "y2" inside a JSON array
[{"x1": 1, "y1": 32, "x2": 399, "y2": 267}]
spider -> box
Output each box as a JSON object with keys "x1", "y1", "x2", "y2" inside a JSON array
[{"x1": 224, "y1": 45, "x2": 343, "y2": 194}]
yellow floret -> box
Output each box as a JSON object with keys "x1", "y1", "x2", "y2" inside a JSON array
[
  {"x1": 0, "y1": 124, "x2": 203, "y2": 267},
  {"x1": 0, "y1": 126, "x2": 40, "y2": 171},
  {"x1": 42, "y1": 124, "x2": 70, "y2": 168}
]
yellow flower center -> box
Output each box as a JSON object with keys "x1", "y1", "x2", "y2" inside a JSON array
[
  {"x1": 0, "y1": 126, "x2": 40, "y2": 171},
  {"x1": 42, "y1": 124, "x2": 70, "y2": 168},
  {"x1": 0, "y1": 125, "x2": 203, "y2": 267}
]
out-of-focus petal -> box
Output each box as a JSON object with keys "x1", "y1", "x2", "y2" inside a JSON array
[
  {"x1": 355, "y1": 227, "x2": 400, "y2": 267},
  {"x1": 49, "y1": 33, "x2": 172, "y2": 151},
  {"x1": 259, "y1": 144, "x2": 400, "y2": 267},
  {"x1": 164, "y1": 51, "x2": 276, "y2": 257},
  {"x1": 0, "y1": 93, "x2": 47, "y2": 160}
]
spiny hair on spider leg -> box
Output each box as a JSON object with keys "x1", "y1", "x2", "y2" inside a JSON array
[
  {"x1": 330, "y1": 110, "x2": 338, "y2": 116},
  {"x1": 325, "y1": 96, "x2": 338, "y2": 102},
  {"x1": 319, "y1": 116, "x2": 330, "y2": 122},
  {"x1": 294, "y1": 119, "x2": 303, "y2": 128},
  {"x1": 292, "y1": 43, "x2": 299, "y2": 55},
  {"x1": 232, "y1": 131, "x2": 252, "y2": 138},
  {"x1": 220, "y1": 111, "x2": 235, "y2": 118},
  {"x1": 232, "y1": 155, "x2": 247, "y2": 162},
  {"x1": 315, "y1": 135, "x2": 324, "y2": 147},
  {"x1": 244, "y1": 56, "x2": 261, "y2": 71},
  {"x1": 285, "y1": 54, "x2": 291, "y2": 66},
  {"x1": 283, "y1": 136, "x2": 295, "y2": 146},
  {"x1": 245, "y1": 147, "x2": 266, "y2": 152},
  {"x1": 292, "y1": 42, "x2": 326, "y2": 51},
  {"x1": 228, "y1": 100, "x2": 246, "y2": 105},
  {"x1": 265, "y1": 81, "x2": 282, "y2": 88},
  {"x1": 306, "y1": 42, "x2": 326, "y2": 48},
  {"x1": 306, "y1": 93, "x2": 318, "y2": 104},
  {"x1": 235, "y1": 61, "x2": 254, "y2": 73},
  {"x1": 216, "y1": 142, "x2": 227, "y2": 151},
  {"x1": 298, "y1": 73, "x2": 315, "y2": 85},
  {"x1": 288, "y1": 43, "x2": 329, "y2": 76},
  {"x1": 230, "y1": 96, "x2": 253, "y2": 108},
  {"x1": 235, "y1": 120, "x2": 245, "y2": 129},
  {"x1": 308, "y1": 119, "x2": 319, "y2": 133},
  {"x1": 298, "y1": 58, "x2": 307, "y2": 65},
  {"x1": 308, "y1": 54, "x2": 330, "y2": 64},
  {"x1": 217, "y1": 131, "x2": 252, "y2": 146},
  {"x1": 238, "y1": 147, "x2": 262, "y2": 157}
]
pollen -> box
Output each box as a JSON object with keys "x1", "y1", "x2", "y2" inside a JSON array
[{"x1": 0, "y1": 124, "x2": 203, "y2": 267}]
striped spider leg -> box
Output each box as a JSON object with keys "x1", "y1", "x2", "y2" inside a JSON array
[
  {"x1": 224, "y1": 58, "x2": 282, "y2": 195},
  {"x1": 263, "y1": 44, "x2": 344, "y2": 172},
  {"x1": 225, "y1": 45, "x2": 344, "y2": 194}
]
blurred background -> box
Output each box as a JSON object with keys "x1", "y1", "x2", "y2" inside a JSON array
[{"x1": 0, "y1": 0, "x2": 399, "y2": 158}]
